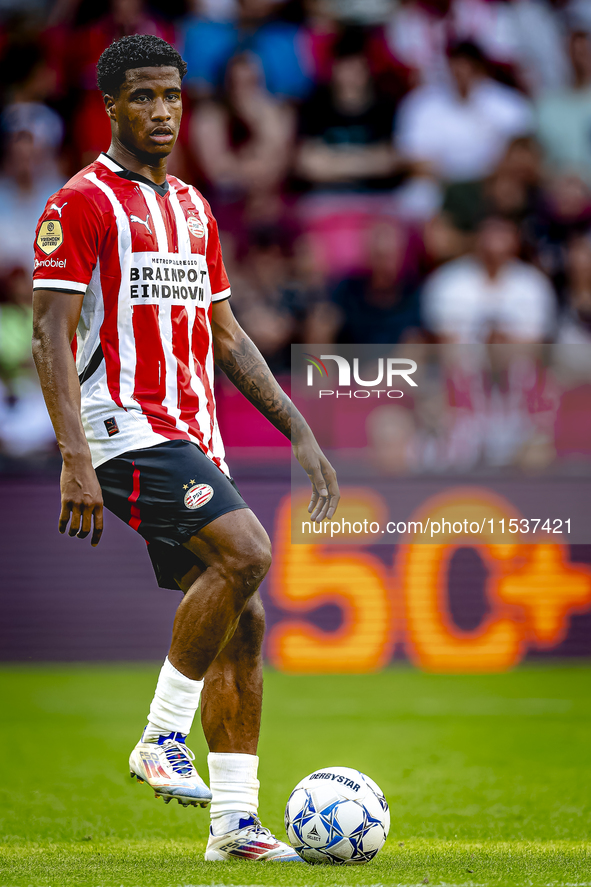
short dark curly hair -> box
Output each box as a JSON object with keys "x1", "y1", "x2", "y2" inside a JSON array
[{"x1": 97, "y1": 35, "x2": 187, "y2": 96}]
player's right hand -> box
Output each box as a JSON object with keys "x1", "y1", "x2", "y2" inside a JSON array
[{"x1": 59, "y1": 458, "x2": 104, "y2": 546}]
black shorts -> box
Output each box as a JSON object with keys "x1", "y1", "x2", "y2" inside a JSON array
[{"x1": 95, "y1": 440, "x2": 248, "y2": 590}]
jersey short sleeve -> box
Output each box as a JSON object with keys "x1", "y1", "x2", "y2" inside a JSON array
[
  {"x1": 33, "y1": 187, "x2": 103, "y2": 295},
  {"x1": 204, "y1": 205, "x2": 231, "y2": 302}
]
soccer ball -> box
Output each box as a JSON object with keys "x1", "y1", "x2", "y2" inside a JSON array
[{"x1": 284, "y1": 766, "x2": 390, "y2": 864}]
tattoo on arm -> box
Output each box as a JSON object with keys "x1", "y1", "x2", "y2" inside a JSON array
[{"x1": 216, "y1": 333, "x2": 305, "y2": 440}]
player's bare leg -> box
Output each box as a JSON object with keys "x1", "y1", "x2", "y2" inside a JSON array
[
  {"x1": 181, "y1": 515, "x2": 298, "y2": 858},
  {"x1": 168, "y1": 509, "x2": 271, "y2": 681},
  {"x1": 130, "y1": 509, "x2": 299, "y2": 859},
  {"x1": 200, "y1": 592, "x2": 265, "y2": 756},
  {"x1": 198, "y1": 592, "x2": 299, "y2": 860},
  {"x1": 129, "y1": 509, "x2": 269, "y2": 805}
]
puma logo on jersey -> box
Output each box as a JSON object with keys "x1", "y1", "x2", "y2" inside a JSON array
[
  {"x1": 130, "y1": 213, "x2": 152, "y2": 234},
  {"x1": 50, "y1": 202, "x2": 67, "y2": 217}
]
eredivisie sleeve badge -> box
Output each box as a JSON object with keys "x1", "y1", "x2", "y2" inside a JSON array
[{"x1": 37, "y1": 220, "x2": 63, "y2": 255}]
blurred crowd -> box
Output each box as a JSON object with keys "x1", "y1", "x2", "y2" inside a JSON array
[{"x1": 3, "y1": 0, "x2": 591, "y2": 460}]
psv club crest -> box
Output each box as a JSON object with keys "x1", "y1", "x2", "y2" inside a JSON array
[
  {"x1": 184, "y1": 483, "x2": 214, "y2": 509},
  {"x1": 187, "y1": 215, "x2": 205, "y2": 238}
]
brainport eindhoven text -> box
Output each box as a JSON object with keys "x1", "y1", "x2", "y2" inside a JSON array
[
  {"x1": 129, "y1": 265, "x2": 207, "y2": 301},
  {"x1": 307, "y1": 355, "x2": 418, "y2": 398}
]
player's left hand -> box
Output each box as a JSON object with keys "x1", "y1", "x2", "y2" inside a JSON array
[{"x1": 292, "y1": 435, "x2": 340, "y2": 522}]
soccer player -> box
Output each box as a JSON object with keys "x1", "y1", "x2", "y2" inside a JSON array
[{"x1": 32, "y1": 35, "x2": 339, "y2": 862}]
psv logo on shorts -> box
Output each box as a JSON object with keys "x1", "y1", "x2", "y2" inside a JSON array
[{"x1": 184, "y1": 483, "x2": 214, "y2": 509}]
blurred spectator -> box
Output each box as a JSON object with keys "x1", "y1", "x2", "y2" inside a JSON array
[
  {"x1": 425, "y1": 136, "x2": 544, "y2": 262},
  {"x1": 0, "y1": 273, "x2": 34, "y2": 393},
  {"x1": 441, "y1": 345, "x2": 559, "y2": 470},
  {"x1": 300, "y1": 0, "x2": 413, "y2": 105},
  {"x1": 299, "y1": 0, "x2": 341, "y2": 85},
  {"x1": 451, "y1": 0, "x2": 570, "y2": 94},
  {"x1": 295, "y1": 28, "x2": 398, "y2": 192},
  {"x1": 444, "y1": 136, "x2": 543, "y2": 229},
  {"x1": 557, "y1": 233, "x2": 591, "y2": 342},
  {"x1": 422, "y1": 215, "x2": 556, "y2": 342},
  {"x1": 536, "y1": 29, "x2": 591, "y2": 183},
  {"x1": 507, "y1": 0, "x2": 571, "y2": 95},
  {"x1": 396, "y1": 41, "x2": 534, "y2": 182},
  {"x1": 317, "y1": 222, "x2": 422, "y2": 344},
  {"x1": 181, "y1": 0, "x2": 312, "y2": 100},
  {"x1": 0, "y1": 131, "x2": 64, "y2": 278},
  {"x1": 228, "y1": 227, "x2": 311, "y2": 371},
  {"x1": 191, "y1": 51, "x2": 294, "y2": 203},
  {"x1": 0, "y1": 265, "x2": 55, "y2": 457},
  {"x1": 0, "y1": 40, "x2": 63, "y2": 179},
  {"x1": 525, "y1": 172, "x2": 591, "y2": 287},
  {"x1": 293, "y1": 27, "x2": 402, "y2": 278},
  {"x1": 0, "y1": 39, "x2": 64, "y2": 275},
  {"x1": 384, "y1": 0, "x2": 569, "y2": 94},
  {"x1": 383, "y1": 0, "x2": 450, "y2": 87}
]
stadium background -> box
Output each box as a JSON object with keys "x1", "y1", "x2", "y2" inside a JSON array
[{"x1": 1, "y1": 0, "x2": 591, "y2": 673}]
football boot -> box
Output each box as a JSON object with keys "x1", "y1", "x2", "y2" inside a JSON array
[
  {"x1": 129, "y1": 730, "x2": 212, "y2": 807},
  {"x1": 205, "y1": 815, "x2": 303, "y2": 861}
]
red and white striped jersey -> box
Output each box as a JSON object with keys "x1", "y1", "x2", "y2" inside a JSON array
[{"x1": 33, "y1": 153, "x2": 231, "y2": 474}]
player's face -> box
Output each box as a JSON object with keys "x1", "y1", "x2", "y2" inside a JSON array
[{"x1": 107, "y1": 66, "x2": 182, "y2": 159}]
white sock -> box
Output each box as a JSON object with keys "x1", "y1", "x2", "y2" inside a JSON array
[
  {"x1": 143, "y1": 657, "x2": 204, "y2": 742},
  {"x1": 208, "y1": 752, "x2": 260, "y2": 835}
]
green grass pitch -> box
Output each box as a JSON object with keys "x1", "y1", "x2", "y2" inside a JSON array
[{"x1": 0, "y1": 663, "x2": 589, "y2": 886}]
